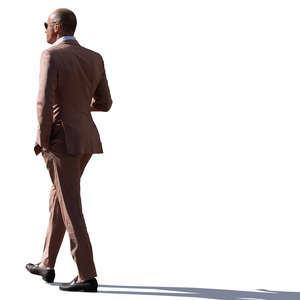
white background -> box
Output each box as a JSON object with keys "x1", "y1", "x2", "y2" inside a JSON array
[{"x1": 1, "y1": 0, "x2": 300, "y2": 299}]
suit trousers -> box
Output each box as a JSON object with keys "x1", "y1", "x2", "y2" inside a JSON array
[{"x1": 40, "y1": 123, "x2": 97, "y2": 280}]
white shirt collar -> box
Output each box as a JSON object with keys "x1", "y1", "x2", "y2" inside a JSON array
[{"x1": 53, "y1": 36, "x2": 76, "y2": 46}]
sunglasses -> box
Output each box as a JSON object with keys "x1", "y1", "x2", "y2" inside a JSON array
[{"x1": 44, "y1": 21, "x2": 57, "y2": 29}]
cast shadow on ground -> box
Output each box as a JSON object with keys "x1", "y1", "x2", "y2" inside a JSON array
[
  {"x1": 50, "y1": 282, "x2": 300, "y2": 299},
  {"x1": 98, "y1": 285, "x2": 300, "y2": 299}
]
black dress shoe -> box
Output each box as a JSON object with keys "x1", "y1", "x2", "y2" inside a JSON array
[
  {"x1": 25, "y1": 262, "x2": 55, "y2": 283},
  {"x1": 59, "y1": 276, "x2": 98, "y2": 292}
]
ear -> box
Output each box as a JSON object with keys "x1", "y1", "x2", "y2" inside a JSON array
[
  {"x1": 54, "y1": 23, "x2": 63, "y2": 33},
  {"x1": 53, "y1": 23, "x2": 59, "y2": 33}
]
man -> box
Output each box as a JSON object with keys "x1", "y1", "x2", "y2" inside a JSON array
[{"x1": 25, "y1": 8, "x2": 112, "y2": 292}]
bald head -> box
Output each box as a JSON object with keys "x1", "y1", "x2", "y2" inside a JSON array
[{"x1": 50, "y1": 8, "x2": 77, "y2": 36}]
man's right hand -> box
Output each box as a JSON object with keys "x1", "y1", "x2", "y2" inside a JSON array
[{"x1": 34, "y1": 143, "x2": 42, "y2": 156}]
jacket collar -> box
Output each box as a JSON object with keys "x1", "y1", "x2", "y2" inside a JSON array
[
  {"x1": 59, "y1": 39, "x2": 80, "y2": 46},
  {"x1": 51, "y1": 39, "x2": 80, "y2": 48}
]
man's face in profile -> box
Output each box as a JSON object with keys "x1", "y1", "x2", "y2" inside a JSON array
[{"x1": 44, "y1": 15, "x2": 58, "y2": 44}]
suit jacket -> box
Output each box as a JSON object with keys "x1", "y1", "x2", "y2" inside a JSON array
[{"x1": 34, "y1": 39, "x2": 112, "y2": 156}]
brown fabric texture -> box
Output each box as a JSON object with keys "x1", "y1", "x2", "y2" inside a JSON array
[
  {"x1": 40, "y1": 149, "x2": 97, "y2": 280},
  {"x1": 34, "y1": 39, "x2": 112, "y2": 156},
  {"x1": 35, "y1": 39, "x2": 112, "y2": 280}
]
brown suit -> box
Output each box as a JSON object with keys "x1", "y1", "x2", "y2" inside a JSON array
[
  {"x1": 34, "y1": 39, "x2": 112, "y2": 281},
  {"x1": 35, "y1": 39, "x2": 112, "y2": 155}
]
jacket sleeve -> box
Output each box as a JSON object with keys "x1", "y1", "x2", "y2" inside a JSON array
[
  {"x1": 90, "y1": 55, "x2": 113, "y2": 112},
  {"x1": 35, "y1": 50, "x2": 57, "y2": 152}
]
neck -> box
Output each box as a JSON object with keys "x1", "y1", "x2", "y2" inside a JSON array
[{"x1": 55, "y1": 34, "x2": 73, "y2": 42}]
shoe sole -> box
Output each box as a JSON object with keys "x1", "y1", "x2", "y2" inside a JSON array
[{"x1": 59, "y1": 287, "x2": 97, "y2": 292}]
